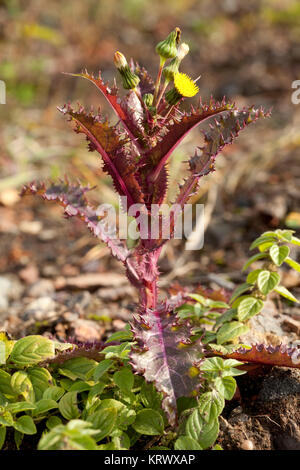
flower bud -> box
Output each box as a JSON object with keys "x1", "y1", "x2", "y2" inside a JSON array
[
  {"x1": 155, "y1": 27, "x2": 181, "y2": 60},
  {"x1": 143, "y1": 93, "x2": 154, "y2": 107},
  {"x1": 162, "y1": 42, "x2": 189, "y2": 83},
  {"x1": 114, "y1": 51, "x2": 128, "y2": 69},
  {"x1": 177, "y1": 42, "x2": 189, "y2": 61},
  {"x1": 162, "y1": 57, "x2": 180, "y2": 83},
  {"x1": 120, "y1": 68, "x2": 140, "y2": 90},
  {"x1": 114, "y1": 51, "x2": 140, "y2": 90}
]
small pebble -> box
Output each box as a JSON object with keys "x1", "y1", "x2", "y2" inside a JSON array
[
  {"x1": 19, "y1": 220, "x2": 43, "y2": 235},
  {"x1": 70, "y1": 319, "x2": 105, "y2": 343},
  {"x1": 23, "y1": 296, "x2": 57, "y2": 321},
  {"x1": 240, "y1": 440, "x2": 254, "y2": 450},
  {"x1": 19, "y1": 264, "x2": 39, "y2": 284},
  {"x1": 26, "y1": 279, "x2": 54, "y2": 298}
]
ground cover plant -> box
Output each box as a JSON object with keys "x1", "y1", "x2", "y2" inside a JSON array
[{"x1": 1, "y1": 28, "x2": 300, "y2": 450}]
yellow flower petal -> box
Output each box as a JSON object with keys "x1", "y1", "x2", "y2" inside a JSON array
[{"x1": 174, "y1": 72, "x2": 199, "y2": 98}]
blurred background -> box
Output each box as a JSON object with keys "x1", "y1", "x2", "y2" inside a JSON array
[{"x1": 0, "y1": 0, "x2": 299, "y2": 339}]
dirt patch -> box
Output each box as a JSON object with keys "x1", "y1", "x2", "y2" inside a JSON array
[{"x1": 219, "y1": 367, "x2": 300, "y2": 450}]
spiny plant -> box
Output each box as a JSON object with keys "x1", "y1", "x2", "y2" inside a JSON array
[{"x1": 21, "y1": 28, "x2": 300, "y2": 434}]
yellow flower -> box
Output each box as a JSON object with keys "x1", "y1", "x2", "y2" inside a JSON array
[{"x1": 174, "y1": 73, "x2": 199, "y2": 98}]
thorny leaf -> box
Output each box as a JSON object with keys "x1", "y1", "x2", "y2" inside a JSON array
[
  {"x1": 65, "y1": 70, "x2": 145, "y2": 151},
  {"x1": 130, "y1": 305, "x2": 205, "y2": 426},
  {"x1": 211, "y1": 343, "x2": 300, "y2": 369},
  {"x1": 59, "y1": 104, "x2": 145, "y2": 207},
  {"x1": 21, "y1": 180, "x2": 129, "y2": 263}
]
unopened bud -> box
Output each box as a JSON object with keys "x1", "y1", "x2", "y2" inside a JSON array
[
  {"x1": 143, "y1": 93, "x2": 154, "y2": 107},
  {"x1": 114, "y1": 51, "x2": 128, "y2": 69},
  {"x1": 177, "y1": 43, "x2": 189, "y2": 61},
  {"x1": 156, "y1": 27, "x2": 181, "y2": 60},
  {"x1": 114, "y1": 51, "x2": 140, "y2": 90},
  {"x1": 162, "y1": 42, "x2": 189, "y2": 83}
]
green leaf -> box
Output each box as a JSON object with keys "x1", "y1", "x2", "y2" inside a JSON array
[
  {"x1": 113, "y1": 367, "x2": 134, "y2": 394},
  {"x1": 132, "y1": 409, "x2": 164, "y2": 435},
  {"x1": 43, "y1": 386, "x2": 65, "y2": 401},
  {"x1": 176, "y1": 303, "x2": 196, "y2": 317},
  {"x1": 197, "y1": 391, "x2": 224, "y2": 422},
  {"x1": 0, "y1": 332, "x2": 15, "y2": 361},
  {"x1": 58, "y1": 391, "x2": 80, "y2": 420},
  {"x1": 229, "y1": 283, "x2": 251, "y2": 304},
  {"x1": 37, "y1": 431, "x2": 62, "y2": 450},
  {"x1": 269, "y1": 244, "x2": 290, "y2": 266},
  {"x1": 174, "y1": 436, "x2": 202, "y2": 450},
  {"x1": 186, "y1": 409, "x2": 219, "y2": 449},
  {"x1": 33, "y1": 399, "x2": 58, "y2": 416},
  {"x1": 93, "y1": 359, "x2": 114, "y2": 381},
  {"x1": 250, "y1": 235, "x2": 277, "y2": 251},
  {"x1": 237, "y1": 296, "x2": 264, "y2": 321},
  {"x1": 242, "y1": 253, "x2": 267, "y2": 271},
  {"x1": 11, "y1": 371, "x2": 35, "y2": 402},
  {"x1": 246, "y1": 269, "x2": 262, "y2": 284},
  {"x1": 69, "y1": 381, "x2": 92, "y2": 393},
  {"x1": 187, "y1": 293, "x2": 207, "y2": 305},
  {"x1": 140, "y1": 382, "x2": 162, "y2": 410},
  {"x1": 46, "y1": 416, "x2": 62, "y2": 430},
  {"x1": 0, "y1": 427, "x2": 6, "y2": 450},
  {"x1": 0, "y1": 410, "x2": 14, "y2": 427},
  {"x1": 14, "y1": 415, "x2": 36, "y2": 435},
  {"x1": 274, "y1": 286, "x2": 299, "y2": 303},
  {"x1": 0, "y1": 342, "x2": 6, "y2": 365},
  {"x1": 214, "y1": 309, "x2": 237, "y2": 329},
  {"x1": 59, "y1": 378, "x2": 73, "y2": 391},
  {"x1": 28, "y1": 367, "x2": 53, "y2": 401},
  {"x1": 87, "y1": 406, "x2": 117, "y2": 441},
  {"x1": 14, "y1": 430, "x2": 24, "y2": 449},
  {"x1": 7, "y1": 402, "x2": 36, "y2": 414},
  {"x1": 205, "y1": 300, "x2": 229, "y2": 309},
  {"x1": 111, "y1": 431, "x2": 131, "y2": 450},
  {"x1": 291, "y1": 236, "x2": 300, "y2": 247},
  {"x1": 257, "y1": 271, "x2": 280, "y2": 295},
  {"x1": 214, "y1": 376, "x2": 236, "y2": 400},
  {"x1": 275, "y1": 229, "x2": 294, "y2": 242},
  {"x1": 59, "y1": 357, "x2": 97, "y2": 381},
  {"x1": 105, "y1": 326, "x2": 133, "y2": 343},
  {"x1": 285, "y1": 257, "x2": 300, "y2": 273},
  {"x1": 101, "y1": 342, "x2": 131, "y2": 359},
  {"x1": 258, "y1": 242, "x2": 274, "y2": 252},
  {"x1": 0, "y1": 370, "x2": 14, "y2": 396},
  {"x1": 222, "y1": 358, "x2": 245, "y2": 368},
  {"x1": 217, "y1": 321, "x2": 249, "y2": 344},
  {"x1": 10, "y1": 336, "x2": 55, "y2": 366},
  {"x1": 98, "y1": 399, "x2": 135, "y2": 430},
  {"x1": 201, "y1": 357, "x2": 225, "y2": 372},
  {"x1": 68, "y1": 435, "x2": 97, "y2": 450},
  {"x1": 213, "y1": 444, "x2": 223, "y2": 450}
]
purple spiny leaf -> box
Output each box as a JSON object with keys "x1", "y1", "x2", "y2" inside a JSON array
[
  {"x1": 59, "y1": 104, "x2": 145, "y2": 207},
  {"x1": 130, "y1": 306, "x2": 205, "y2": 425},
  {"x1": 158, "y1": 106, "x2": 270, "y2": 242},
  {"x1": 134, "y1": 62, "x2": 155, "y2": 96},
  {"x1": 64, "y1": 71, "x2": 145, "y2": 153},
  {"x1": 146, "y1": 98, "x2": 235, "y2": 183},
  {"x1": 210, "y1": 343, "x2": 300, "y2": 369},
  {"x1": 21, "y1": 180, "x2": 130, "y2": 263}
]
